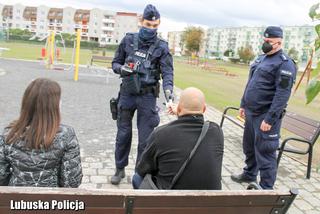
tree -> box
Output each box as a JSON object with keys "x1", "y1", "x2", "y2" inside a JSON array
[
  {"x1": 288, "y1": 47, "x2": 299, "y2": 62},
  {"x1": 223, "y1": 49, "x2": 234, "y2": 57},
  {"x1": 295, "y1": 3, "x2": 320, "y2": 104},
  {"x1": 238, "y1": 45, "x2": 255, "y2": 64},
  {"x1": 181, "y1": 26, "x2": 204, "y2": 56}
]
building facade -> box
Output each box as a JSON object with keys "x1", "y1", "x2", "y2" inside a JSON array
[{"x1": 0, "y1": 3, "x2": 139, "y2": 45}]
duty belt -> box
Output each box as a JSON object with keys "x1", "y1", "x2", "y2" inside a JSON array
[{"x1": 140, "y1": 85, "x2": 156, "y2": 95}]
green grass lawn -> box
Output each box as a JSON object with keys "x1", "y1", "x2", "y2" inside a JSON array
[
  {"x1": 174, "y1": 60, "x2": 320, "y2": 119},
  {"x1": 0, "y1": 41, "x2": 114, "y2": 65}
]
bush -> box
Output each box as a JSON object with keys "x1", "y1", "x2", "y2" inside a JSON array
[{"x1": 229, "y1": 57, "x2": 240, "y2": 63}]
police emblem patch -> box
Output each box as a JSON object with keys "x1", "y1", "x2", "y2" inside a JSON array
[
  {"x1": 152, "y1": 16, "x2": 156, "y2": 20},
  {"x1": 134, "y1": 51, "x2": 146, "y2": 58}
]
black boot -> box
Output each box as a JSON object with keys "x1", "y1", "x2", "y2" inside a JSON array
[
  {"x1": 231, "y1": 173, "x2": 256, "y2": 183},
  {"x1": 111, "y1": 168, "x2": 125, "y2": 185}
]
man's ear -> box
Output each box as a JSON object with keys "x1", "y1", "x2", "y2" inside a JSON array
[
  {"x1": 177, "y1": 103, "x2": 182, "y2": 116},
  {"x1": 202, "y1": 104, "x2": 206, "y2": 113},
  {"x1": 139, "y1": 17, "x2": 144, "y2": 26}
]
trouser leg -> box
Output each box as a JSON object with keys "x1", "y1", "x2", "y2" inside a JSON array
[
  {"x1": 242, "y1": 113, "x2": 258, "y2": 180},
  {"x1": 136, "y1": 93, "x2": 159, "y2": 166},
  {"x1": 253, "y1": 114, "x2": 281, "y2": 189},
  {"x1": 114, "y1": 94, "x2": 136, "y2": 169}
]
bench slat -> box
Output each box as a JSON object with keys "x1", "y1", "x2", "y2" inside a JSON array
[
  {"x1": 285, "y1": 112, "x2": 320, "y2": 128},
  {"x1": 132, "y1": 207, "x2": 276, "y2": 214},
  {"x1": 0, "y1": 187, "x2": 297, "y2": 214},
  {"x1": 281, "y1": 119, "x2": 316, "y2": 141},
  {"x1": 282, "y1": 116, "x2": 318, "y2": 139},
  {"x1": 133, "y1": 195, "x2": 284, "y2": 206}
]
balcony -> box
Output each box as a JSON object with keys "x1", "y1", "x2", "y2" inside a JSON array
[
  {"x1": 31, "y1": 21, "x2": 37, "y2": 26},
  {"x1": 101, "y1": 34, "x2": 113, "y2": 38},
  {"x1": 74, "y1": 24, "x2": 81, "y2": 29},
  {"x1": 102, "y1": 18, "x2": 115, "y2": 23},
  {"x1": 81, "y1": 32, "x2": 88, "y2": 37},
  {"x1": 102, "y1": 26, "x2": 114, "y2": 31},
  {"x1": 56, "y1": 23, "x2": 62, "y2": 27}
]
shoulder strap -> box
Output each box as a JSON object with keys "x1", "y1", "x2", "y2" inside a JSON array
[
  {"x1": 146, "y1": 38, "x2": 160, "y2": 60},
  {"x1": 133, "y1": 33, "x2": 139, "y2": 51},
  {"x1": 168, "y1": 121, "x2": 210, "y2": 189}
]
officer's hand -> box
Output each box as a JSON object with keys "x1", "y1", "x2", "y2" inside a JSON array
[
  {"x1": 239, "y1": 108, "x2": 245, "y2": 118},
  {"x1": 260, "y1": 120, "x2": 272, "y2": 132},
  {"x1": 165, "y1": 90, "x2": 174, "y2": 103},
  {"x1": 120, "y1": 65, "x2": 134, "y2": 76},
  {"x1": 167, "y1": 103, "x2": 178, "y2": 115}
]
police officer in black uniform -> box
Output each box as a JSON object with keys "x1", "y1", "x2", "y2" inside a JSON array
[
  {"x1": 111, "y1": 4, "x2": 174, "y2": 185},
  {"x1": 231, "y1": 26, "x2": 297, "y2": 189}
]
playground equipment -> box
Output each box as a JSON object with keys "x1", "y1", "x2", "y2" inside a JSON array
[
  {"x1": 34, "y1": 29, "x2": 81, "y2": 81},
  {"x1": 0, "y1": 27, "x2": 10, "y2": 56}
]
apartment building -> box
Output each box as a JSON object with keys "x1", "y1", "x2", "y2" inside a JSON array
[
  {"x1": 167, "y1": 31, "x2": 183, "y2": 56},
  {"x1": 113, "y1": 12, "x2": 139, "y2": 44},
  {"x1": 0, "y1": 3, "x2": 139, "y2": 45},
  {"x1": 204, "y1": 26, "x2": 315, "y2": 62}
]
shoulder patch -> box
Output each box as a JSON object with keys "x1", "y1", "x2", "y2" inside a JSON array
[{"x1": 280, "y1": 70, "x2": 292, "y2": 76}]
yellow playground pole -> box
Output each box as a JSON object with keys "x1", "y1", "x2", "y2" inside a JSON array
[
  {"x1": 74, "y1": 29, "x2": 81, "y2": 81},
  {"x1": 49, "y1": 31, "x2": 55, "y2": 69}
]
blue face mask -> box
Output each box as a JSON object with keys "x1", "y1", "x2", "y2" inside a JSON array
[{"x1": 139, "y1": 27, "x2": 157, "y2": 41}]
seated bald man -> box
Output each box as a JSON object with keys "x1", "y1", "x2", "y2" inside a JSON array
[{"x1": 132, "y1": 87, "x2": 224, "y2": 189}]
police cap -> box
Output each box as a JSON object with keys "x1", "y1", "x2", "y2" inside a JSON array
[
  {"x1": 264, "y1": 26, "x2": 283, "y2": 38},
  {"x1": 143, "y1": 4, "x2": 160, "y2": 21}
]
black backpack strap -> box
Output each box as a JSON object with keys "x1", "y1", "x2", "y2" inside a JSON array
[{"x1": 168, "y1": 121, "x2": 210, "y2": 189}]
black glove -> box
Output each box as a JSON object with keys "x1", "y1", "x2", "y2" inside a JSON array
[
  {"x1": 120, "y1": 65, "x2": 134, "y2": 77},
  {"x1": 164, "y1": 90, "x2": 174, "y2": 103}
]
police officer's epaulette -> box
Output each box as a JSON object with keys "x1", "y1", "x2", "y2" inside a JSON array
[
  {"x1": 254, "y1": 54, "x2": 264, "y2": 62},
  {"x1": 158, "y1": 37, "x2": 168, "y2": 44},
  {"x1": 125, "y1": 32, "x2": 136, "y2": 38},
  {"x1": 280, "y1": 53, "x2": 288, "y2": 61}
]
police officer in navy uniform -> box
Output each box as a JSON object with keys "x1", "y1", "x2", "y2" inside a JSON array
[
  {"x1": 231, "y1": 26, "x2": 297, "y2": 189},
  {"x1": 111, "y1": 4, "x2": 174, "y2": 185}
]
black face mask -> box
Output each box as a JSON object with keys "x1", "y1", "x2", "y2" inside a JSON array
[{"x1": 262, "y1": 42, "x2": 273, "y2": 53}]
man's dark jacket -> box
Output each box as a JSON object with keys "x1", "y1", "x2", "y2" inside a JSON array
[{"x1": 136, "y1": 114, "x2": 224, "y2": 189}]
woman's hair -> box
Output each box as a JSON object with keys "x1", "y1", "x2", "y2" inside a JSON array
[{"x1": 6, "y1": 78, "x2": 61, "y2": 149}]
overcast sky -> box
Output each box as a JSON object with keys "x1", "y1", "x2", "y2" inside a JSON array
[{"x1": 0, "y1": 0, "x2": 319, "y2": 33}]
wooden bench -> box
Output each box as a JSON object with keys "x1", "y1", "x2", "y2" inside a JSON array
[
  {"x1": 220, "y1": 106, "x2": 320, "y2": 179},
  {"x1": 90, "y1": 55, "x2": 113, "y2": 67},
  {"x1": 0, "y1": 187, "x2": 298, "y2": 214}
]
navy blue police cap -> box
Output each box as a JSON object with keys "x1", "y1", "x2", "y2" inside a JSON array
[
  {"x1": 264, "y1": 26, "x2": 283, "y2": 38},
  {"x1": 143, "y1": 4, "x2": 160, "y2": 21}
]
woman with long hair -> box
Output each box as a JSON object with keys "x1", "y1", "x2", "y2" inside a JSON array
[{"x1": 0, "y1": 78, "x2": 82, "y2": 187}]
